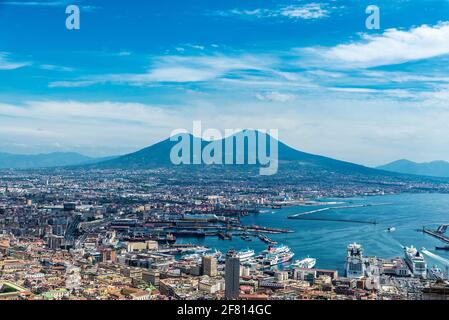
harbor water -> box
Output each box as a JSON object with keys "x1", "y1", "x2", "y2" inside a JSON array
[{"x1": 178, "y1": 193, "x2": 449, "y2": 273}]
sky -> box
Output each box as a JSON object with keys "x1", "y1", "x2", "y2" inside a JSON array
[{"x1": 1, "y1": 0, "x2": 449, "y2": 166}]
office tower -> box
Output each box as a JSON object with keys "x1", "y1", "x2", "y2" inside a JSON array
[
  {"x1": 225, "y1": 250, "x2": 240, "y2": 300},
  {"x1": 202, "y1": 255, "x2": 218, "y2": 277}
]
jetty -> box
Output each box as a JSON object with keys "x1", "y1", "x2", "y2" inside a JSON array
[
  {"x1": 287, "y1": 216, "x2": 377, "y2": 224},
  {"x1": 422, "y1": 225, "x2": 449, "y2": 244}
]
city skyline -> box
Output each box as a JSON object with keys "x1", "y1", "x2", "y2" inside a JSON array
[{"x1": 2, "y1": 0, "x2": 449, "y2": 166}]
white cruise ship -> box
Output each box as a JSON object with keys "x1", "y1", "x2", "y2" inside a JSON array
[
  {"x1": 404, "y1": 246, "x2": 427, "y2": 278},
  {"x1": 292, "y1": 257, "x2": 316, "y2": 269},
  {"x1": 236, "y1": 249, "x2": 255, "y2": 262},
  {"x1": 345, "y1": 243, "x2": 366, "y2": 278}
]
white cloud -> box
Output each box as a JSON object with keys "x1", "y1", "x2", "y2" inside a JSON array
[
  {"x1": 49, "y1": 54, "x2": 280, "y2": 87},
  {"x1": 216, "y1": 3, "x2": 329, "y2": 20},
  {"x1": 255, "y1": 91, "x2": 297, "y2": 102},
  {"x1": 0, "y1": 52, "x2": 30, "y2": 70},
  {"x1": 280, "y1": 3, "x2": 328, "y2": 20},
  {"x1": 311, "y1": 22, "x2": 449, "y2": 68}
]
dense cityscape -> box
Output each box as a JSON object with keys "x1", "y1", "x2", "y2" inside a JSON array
[{"x1": 1, "y1": 167, "x2": 449, "y2": 300}]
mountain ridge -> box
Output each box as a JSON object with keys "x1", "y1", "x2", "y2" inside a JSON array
[
  {"x1": 0, "y1": 151, "x2": 116, "y2": 169},
  {"x1": 88, "y1": 130, "x2": 387, "y2": 176},
  {"x1": 377, "y1": 159, "x2": 449, "y2": 177}
]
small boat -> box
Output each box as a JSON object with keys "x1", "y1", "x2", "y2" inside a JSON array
[{"x1": 387, "y1": 227, "x2": 396, "y2": 232}]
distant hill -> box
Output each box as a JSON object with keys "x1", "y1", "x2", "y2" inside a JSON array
[
  {"x1": 377, "y1": 159, "x2": 449, "y2": 177},
  {"x1": 0, "y1": 152, "x2": 115, "y2": 169},
  {"x1": 90, "y1": 130, "x2": 385, "y2": 176}
]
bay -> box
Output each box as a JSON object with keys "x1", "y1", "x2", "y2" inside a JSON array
[{"x1": 178, "y1": 193, "x2": 449, "y2": 274}]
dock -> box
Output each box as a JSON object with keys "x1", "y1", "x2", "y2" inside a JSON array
[
  {"x1": 423, "y1": 226, "x2": 449, "y2": 244},
  {"x1": 257, "y1": 234, "x2": 277, "y2": 245},
  {"x1": 288, "y1": 216, "x2": 377, "y2": 225}
]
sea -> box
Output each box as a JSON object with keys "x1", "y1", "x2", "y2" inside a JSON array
[{"x1": 178, "y1": 193, "x2": 449, "y2": 274}]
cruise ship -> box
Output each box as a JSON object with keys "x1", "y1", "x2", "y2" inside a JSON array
[
  {"x1": 292, "y1": 257, "x2": 316, "y2": 269},
  {"x1": 236, "y1": 249, "x2": 255, "y2": 262},
  {"x1": 404, "y1": 246, "x2": 427, "y2": 278},
  {"x1": 345, "y1": 243, "x2": 366, "y2": 279}
]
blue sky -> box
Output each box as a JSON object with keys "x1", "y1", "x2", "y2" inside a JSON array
[{"x1": 1, "y1": 0, "x2": 449, "y2": 166}]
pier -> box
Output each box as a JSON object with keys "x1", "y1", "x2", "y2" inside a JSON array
[
  {"x1": 288, "y1": 216, "x2": 377, "y2": 224},
  {"x1": 422, "y1": 226, "x2": 449, "y2": 244},
  {"x1": 257, "y1": 234, "x2": 277, "y2": 245}
]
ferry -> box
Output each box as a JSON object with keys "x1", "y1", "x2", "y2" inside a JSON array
[
  {"x1": 259, "y1": 245, "x2": 294, "y2": 266},
  {"x1": 292, "y1": 257, "x2": 316, "y2": 269},
  {"x1": 262, "y1": 252, "x2": 295, "y2": 266},
  {"x1": 262, "y1": 244, "x2": 290, "y2": 255},
  {"x1": 236, "y1": 249, "x2": 255, "y2": 262},
  {"x1": 404, "y1": 246, "x2": 427, "y2": 278}
]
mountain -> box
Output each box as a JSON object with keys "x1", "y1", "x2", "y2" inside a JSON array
[
  {"x1": 0, "y1": 152, "x2": 115, "y2": 169},
  {"x1": 90, "y1": 130, "x2": 385, "y2": 175},
  {"x1": 377, "y1": 159, "x2": 449, "y2": 177}
]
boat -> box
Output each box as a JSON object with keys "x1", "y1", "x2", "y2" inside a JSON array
[
  {"x1": 261, "y1": 252, "x2": 295, "y2": 266},
  {"x1": 218, "y1": 232, "x2": 232, "y2": 240},
  {"x1": 259, "y1": 245, "x2": 294, "y2": 266},
  {"x1": 193, "y1": 247, "x2": 210, "y2": 254},
  {"x1": 262, "y1": 244, "x2": 290, "y2": 255},
  {"x1": 181, "y1": 253, "x2": 202, "y2": 262},
  {"x1": 236, "y1": 249, "x2": 255, "y2": 262},
  {"x1": 387, "y1": 227, "x2": 396, "y2": 232},
  {"x1": 292, "y1": 257, "x2": 316, "y2": 269},
  {"x1": 404, "y1": 246, "x2": 427, "y2": 278},
  {"x1": 429, "y1": 265, "x2": 445, "y2": 280}
]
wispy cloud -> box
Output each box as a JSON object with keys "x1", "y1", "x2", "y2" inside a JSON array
[
  {"x1": 48, "y1": 54, "x2": 282, "y2": 87},
  {"x1": 280, "y1": 3, "x2": 329, "y2": 19},
  {"x1": 307, "y1": 22, "x2": 449, "y2": 68},
  {"x1": 0, "y1": 52, "x2": 30, "y2": 70},
  {"x1": 215, "y1": 3, "x2": 330, "y2": 20},
  {"x1": 255, "y1": 91, "x2": 297, "y2": 102},
  {"x1": 40, "y1": 64, "x2": 75, "y2": 72},
  {"x1": 3, "y1": 0, "x2": 99, "y2": 11},
  {"x1": 3, "y1": 1, "x2": 71, "y2": 7}
]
